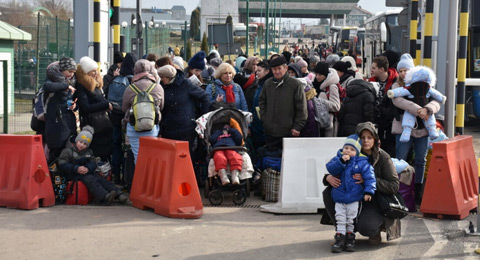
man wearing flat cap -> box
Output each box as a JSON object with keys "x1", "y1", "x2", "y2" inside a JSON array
[{"x1": 259, "y1": 56, "x2": 307, "y2": 151}]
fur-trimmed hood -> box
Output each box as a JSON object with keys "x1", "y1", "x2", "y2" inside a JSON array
[
  {"x1": 404, "y1": 65, "x2": 436, "y2": 87},
  {"x1": 76, "y1": 65, "x2": 103, "y2": 92},
  {"x1": 320, "y1": 68, "x2": 340, "y2": 90}
]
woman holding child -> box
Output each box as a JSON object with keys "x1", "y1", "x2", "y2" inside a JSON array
[{"x1": 322, "y1": 121, "x2": 400, "y2": 247}]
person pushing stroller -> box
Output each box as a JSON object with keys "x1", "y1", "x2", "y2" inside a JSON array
[{"x1": 209, "y1": 124, "x2": 243, "y2": 185}]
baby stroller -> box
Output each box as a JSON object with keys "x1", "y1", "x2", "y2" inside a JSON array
[{"x1": 195, "y1": 107, "x2": 254, "y2": 205}]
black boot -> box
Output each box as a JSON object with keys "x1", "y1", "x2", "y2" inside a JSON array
[
  {"x1": 344, "y1": 232, "x2": 356, "y2": 252},
  {"x1": 414, "y1": 183, "x2": 423, "y2": 205},
  {"x1": 331, "y1": 233, "x2": 345, "y2": 253}
]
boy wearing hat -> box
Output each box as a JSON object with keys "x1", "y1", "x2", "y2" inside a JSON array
[
  {"x1": 326, "y1": 134, "x2": 376, "y2": 253},
  {"x1": 58, "y1": 126, "x2": 131, "y2": 205}
]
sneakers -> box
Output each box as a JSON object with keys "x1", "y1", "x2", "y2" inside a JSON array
[
  {"x1": 104, "y1": 190, "x2": 117, "y2": 205},
  {"x1": 218, "y1": 169, "x2": 230, "y2": 185},
  {"x1": 231, "y1": 169, "x2": 240, "y2": 185},
  {"x1": 331, "y1": 233, "x2": 345, "y2": 253},
  {"x1": 345, "y1": 232, "x2": 356, "y2": 252},
  {"x1": 368, "y1": 233, "x2": 382, "y2": 245}
]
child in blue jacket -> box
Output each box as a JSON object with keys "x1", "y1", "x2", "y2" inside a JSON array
[
  {"x1": 209, "y1": 124, "x2": 243, "y2": 186},
  {"x1": 326, "y1": 134, "x2": 376, "y2": 253}
]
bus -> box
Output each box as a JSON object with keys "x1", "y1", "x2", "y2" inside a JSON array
[
  {"x1": 328, "y1": 26, "x2": 358, "y2": 56},
  {"x1": 233, "y1": 23, "x2": 247, "y2": 37},
  {"x1": 363, "y1": 9, "x2": 407, "y2": 76}
]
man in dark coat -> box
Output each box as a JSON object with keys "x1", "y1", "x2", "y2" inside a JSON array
[{"x1": 259, "y1": 56, "x2": 307, "y2": 150}]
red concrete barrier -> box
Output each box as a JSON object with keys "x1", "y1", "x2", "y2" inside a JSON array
[
  {"x1": 130, "y1": 137, "x2": 203, "y2": 218},
  {"x1": 0, "y1": 135, "x2": 55, "y2": 209},
  {"x1": 420, "y1": 135, "x2": 478, "y2": 219}
]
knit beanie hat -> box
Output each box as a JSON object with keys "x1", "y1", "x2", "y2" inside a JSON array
[
  {"x1": 114, "y1": 51, "x2": 124, "y2": 64},
  {"x1": 397, "y1": 53, "x2": 414, "y2": 71},
  {"x1": 344, "y1": 134, "x2": 362, "y2": 155},
  {"x1": 333, "y1": 61, "x2": 348, "y2": 73},
  {"x1": 79, "y1": 56, "x2": 98, "y2": 73},
  {"x1": 326, "y1": 54, "x2": 340, "y2": 67},
  {"x1": 75, "y1": 125, "x2": 95, "y2": 148},
  {"x1": 209, "y1": 57, "x2": 222, "y2": 68},
  {"x1": 282, "y1": 51, "x2": 292, "y2": 63},
  {"x1": 297, "y1": 58, "x2": 308, "y2": 68},
  {"x1": 172, "y1": 56, "x2": 185, "y2": 70},
  {"x1": 341, "y1": 56, "x2": 358, "y2": 71},
  {"x1": 235, "y1": 56, "x2": 247, "y2": 72},
  {"x1": 314, "y1": 62, "x2": 330, "y2": 77},
  {"x1": 188, "y1": 51, "x2": 206, "y2": 70},
  {"x1": 158, "y1": 65, "x2": 177, "y2": 79},
  {"x1": 59, "y1": 57, "x2": 77, "y2": 72},
  {"x1": 208, "y1": 49, "x2": 220, "y2": 59}
]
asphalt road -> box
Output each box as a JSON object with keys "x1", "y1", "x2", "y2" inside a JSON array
[{"x1": 0, "y1": 126, "x2": 479, "y2": 260}]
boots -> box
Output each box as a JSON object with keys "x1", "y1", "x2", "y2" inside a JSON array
[
  {"x1": 331, "y1": 233, "x2": 345, "y2": 253},
  {"x1": 344, "y1": 232, "x2": 356, "y2": 252},
  {"x1": 218, "y1": 169, "x2": 230, "y2": 185},
  {"x1": 415, "y1": 183, "x2": 423, "y2": 205},
  {"x1": 231, "y1": 169, "x2": 240, "y2": 185}
]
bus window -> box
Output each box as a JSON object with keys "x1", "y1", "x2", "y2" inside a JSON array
[{"x1": 387, "y1": 15, "x2": 398, "y2": 26}]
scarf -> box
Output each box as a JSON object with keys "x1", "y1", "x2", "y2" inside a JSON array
[{"x1": 221, "y1": 84, "x2": 235, "y2": 103}]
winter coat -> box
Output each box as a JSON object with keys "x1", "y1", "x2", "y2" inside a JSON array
[
  {"x1": 327, "y1": 149, "x2": 376, "y2": 204},
  {"x1": 248, "y1": 75, "x2": 271, "y2": 149},
  {"x1": 259, "y1": 73, "x2": 307, "y2": 137},
  {"x1": 391, "y1": 82, "x2": 441, "y2": 138},
  {"x1": 102, "y1": 63, "x2": 119, "y2": 95},
  {"x1": 122, "y1": 60, "x2": 164, "y2": 122},
  {"x1": 160, "y1": 70, "x2": 210, "y2": 139},
  {"x1": 205, "y1": 79, "x2": 248, "y2": 111},
  {"x1": 356, "y1": 122, "x2": 401, "y2": 241},
  {"x1": 75, "y1": 65, "x2": 112, "y2": 158},
  {"x1": 299, "y1": 79, "x2": 319, "y2": 137},
  {"x1": 337, "y1": 79, "x2": 376, "y2": 137},
  {"x1": 317, "y1": 68, "x2": 341, "y2": 137},
  {"x1": 57, "y1": 144, "x2": 97, "y2": 181},
  {"x1": 338, "y1": 70, "x2": 356, "y2": 90},
  {"x1": 43, "y1": 64, "x2": 77, "y2": 149},
  {"x1": 209, "y1": 128, "x2": 243, "y2": 148}
]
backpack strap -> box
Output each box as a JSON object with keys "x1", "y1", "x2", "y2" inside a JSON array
[
  {"x1": 129, "y1": 84, "x2": 141, "y2": 94},
  {"x1": 145, "y1": 83, "x2": 156, "y2": 94}
]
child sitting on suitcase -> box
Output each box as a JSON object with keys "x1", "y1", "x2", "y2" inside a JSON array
[
  {"x1": 209, "y1": 124, "x2": 243, "y2": 186},
  {"x1": 58, "y1": 126, "x2": 131, "y2": 205},
  {"x1": 326, "y1": 134, "x2": 376, "y2": 253}
]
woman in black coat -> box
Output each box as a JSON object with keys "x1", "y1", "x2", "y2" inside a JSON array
[
  {"x1": 75, "y1": 56, "x2": 113, "y2": 160},
  {"x1": 158, "y1": 65, "x2": 210, "y2": 157},
  {"x1": 337, "y1": 79, "x2": 376, "y2": 137}
]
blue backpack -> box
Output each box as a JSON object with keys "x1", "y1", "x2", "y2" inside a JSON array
[{"x1": 107, "y1": 75, "x2": 132, "y2": 109}]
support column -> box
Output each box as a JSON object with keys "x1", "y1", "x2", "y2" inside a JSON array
[
  {"x1": 93, "y1": 0, "x2": 100, "y2": 63},
  {"x1": 455, "y1": 0, "x2": 469, "y2": 135},
  {"x1": 409, "y1": 0, "x2": 418, "y2": 65}
]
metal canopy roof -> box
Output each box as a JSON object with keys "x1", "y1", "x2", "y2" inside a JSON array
[{"x1": 0, "y1": 20, "x2": 32, "y2": 41}]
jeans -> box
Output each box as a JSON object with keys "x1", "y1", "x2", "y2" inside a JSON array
[
  {"x1": 126, "y1": 123, "x2": 160, "y2": 164},
  {"x1": 395, "y1": 134, "x2": 428, "y2": 184}
]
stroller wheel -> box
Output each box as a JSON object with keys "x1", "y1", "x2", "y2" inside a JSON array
[
  {"x1": 232, "y1": 189, "x2": 247, "y2": 205},
  {"x1": 208, "y1": 190, "x2": 224, "y2": 205}
]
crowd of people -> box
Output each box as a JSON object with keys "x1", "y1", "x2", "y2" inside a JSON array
[{"x1": 32, "y1": 41, "x2": 445, "y2": 250}]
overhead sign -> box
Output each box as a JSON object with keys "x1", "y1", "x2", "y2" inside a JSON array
[
  {"x1": 386, "y1": 0, "x2": 408, "y2": 7},
  {"x1": 207, "y1": 24, "x2": 234, "y2": 45}
]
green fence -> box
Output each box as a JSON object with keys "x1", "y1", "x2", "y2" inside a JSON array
[{"x1": 121, "y1": 25, "x2": 170, "y2": 56}]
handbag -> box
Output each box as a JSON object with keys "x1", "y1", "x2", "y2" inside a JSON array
[
  {"x1": 87, "y1": 110, "x2": 112, "y2": 134},
  {"x1": 375, "y1": 192, "x2": 409, "y2": 219}
]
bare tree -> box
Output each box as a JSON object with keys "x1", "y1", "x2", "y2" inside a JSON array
[
  {"x1": 0, "y1": 0, "x2": 34, "y2": 27},
  {"x1": 36, "y1": 0, "x2": 73, "y2": 20}
]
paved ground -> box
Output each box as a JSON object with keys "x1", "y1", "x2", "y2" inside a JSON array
[{"x1": 0, "y1": 126, "x2": 479, "y2": 260}]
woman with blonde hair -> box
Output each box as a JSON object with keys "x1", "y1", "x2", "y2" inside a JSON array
[{"x1": 205, "y1": 63, "x2": 248, "y2": 111}]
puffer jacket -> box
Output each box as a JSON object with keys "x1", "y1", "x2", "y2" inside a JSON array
[
  {"x1": 57, "y1": 144, "x2": 97, "y2": 181},
  {"x1": 338, "y1": 79, "x2": 376, "y2": 137},
  {"x1": 327, "y1": 149, "x2": 376, "y2": 204},
  {"x1": 317, "y1": 68, "x2": 341, "y2": 136}
]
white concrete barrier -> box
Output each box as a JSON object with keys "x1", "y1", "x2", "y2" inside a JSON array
[{"x1": 260, "y1": 137, "x2": 346, "y2": 214}]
